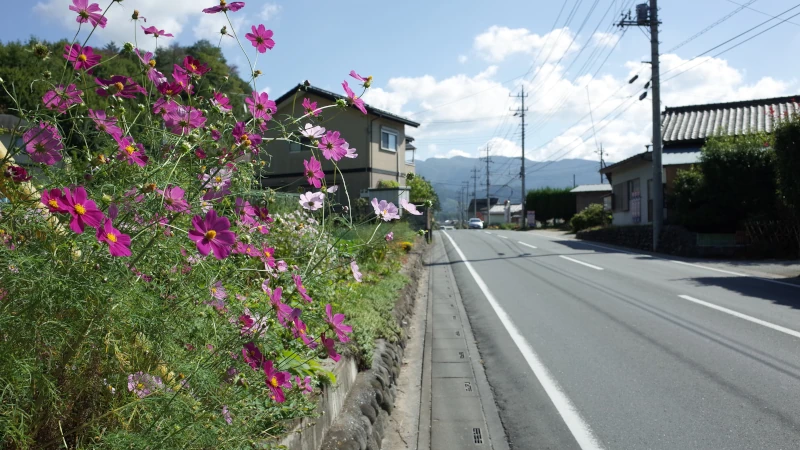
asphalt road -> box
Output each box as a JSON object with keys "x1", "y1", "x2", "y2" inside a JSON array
[{"x1": 440, "y1": 229, "x2": 800, "y2": 450}]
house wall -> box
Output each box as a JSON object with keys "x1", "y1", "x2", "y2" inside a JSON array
[
  {"x1": 665, "y1": 164, "x2": 693, "y2": 194},
  {"x1": 575, "y1": 191, "x2": 608, "y2": 212},
  {"x1": 610, "y1": 162, "x2": 652, "y2": 226}
]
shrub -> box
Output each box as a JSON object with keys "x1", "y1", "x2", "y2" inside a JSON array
[
  {"x1": 526, "y1": 187, "x2": 576, "y2": 222},
  {"x1": 399, "y1": 241, "x2": 413, "y2": 253},
  {"x1": 377, "y1": 180, "x2": 400, "y2": 188},
  {"x1": 570, "y1": 203, "x2": 611, "y2": 232}
]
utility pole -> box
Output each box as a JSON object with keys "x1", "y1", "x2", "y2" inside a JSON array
[
  {"x1": 471, "y1": 168, "x2": 479, "y2": 218},
  {"x1": 462, "y1": 181, "x2": 469, "y2": 228},
  {"x1": 511, "y1": 87, "x2": 529, "y2": 228},
  {"x1": 483, "y1": 145, "x2": 492, "y2": 227},
  {"x1": 618, "y1": 1, "x2": 663, "y2": 251},
  {"x1": 598, "y1": 144, "x2": 605, "y2": 183}
]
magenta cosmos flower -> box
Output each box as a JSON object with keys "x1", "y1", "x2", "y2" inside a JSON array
[
  {"x1": 41, "y1": 188, "x2": 67, "y2": 213},
  {"x1": 302, "y1": 98, "x2": 320, "y2": 117},
  {"x1": 127, "y1": 372, "x2": 163, "y2": 398},
  {"x1": 349, "y1": 70, "x2": 373, "y2": 88},
  {"x1": 245, "y1": 91, "x2": 276, "y2": 120},
  {"x1": 62, "y1": 186, "x2": 105, "y2": 234},
  {"x1": 342, "y1": 80, "x2": 367, "y2": 115},
  {"x1": 88, "y1": 109, "x2": 123, "y2": 138},
  {"x1": 245, "y1": 25, "x2": 275, "y2": 53},
  {"x1": 135, "y1": 48, "x2": 167, "y2": 85},
  {"x1": 164, "y1": 106, "x2": 206, "y2": 135},
  {"x1": 325, "y1": 304, "x2": 353, "y2": 342},
  {"x1": 114, "y1": 135, "x2": 148, "y2": 167},
  {"x1": 304, "y1": 157, "x2": 324, "y2": 189},
  {"x1": 371, "y1": 198, "x2": 400, "y2": 221},
  {"x1": 24, "y1": 122, "x2": 63, "y2": 165},
  {"x1": 242, "y1": 342, "x2": 264, "y2": 370},
  {"x1": 64, "y1": 44, "x2": 101, "y2": 71},
  {"x1": 293, "y1": 274, "x2": 313, "y2": 303},
  {"x1": 96, "y1": 219, "x2": 131, "y2": 257},
  {"x1": 342, "y1": 142, "x2": 358, "y2": 159},
  {"x1": 4, "y1": 166, "x2": 31, "y2": 183},
  {"x1": 385, "y1": 231, "x2": 394, "y2": 242},
  {"x1": 95, "y1": 76, "x2": 146, "y2": 99},
  {"x1": 262, "y1": 360, "x2": 291, "y2": 403},
  {"x1": 321, "y1": 333, "x2": 341, "y2": 362},
  {"x1": 183, "y1": 55, "x2": 210, "y2": 76},
  {"x1": 299, "y1": 191, "x2": 324, "y2": 211},
  {"x1": 203, "y1": 0, "x2": 246, "y2": 14},
  {"x1": 158, "y1": 185, "x2": 190, "y2": 213},
  {"x1": 69, "y1": 0, "x2": 107, "y2": 28},
  {"x1": 267, "y1": 287, "x2": 293, "y2": 326},
  {"x1": 401, "y1": 198, "x2": 423, "y2": 215},
  {"x1": 318, "y1": 131, "x2": 347, "y2": 161},
  {"x1": 43, "y1": 84, "x2": 82, "y2": 113},
  {"x1": 350, "y1": 260, "x2": 362, "y2": 282},
  {"x1": 142, "y1": 25, "x2": 174, "y2": 38},
  {"x1": 232, "y1": 121, "x2": 262, "y2": 149},
  {"x1": 189, "y1": 209, "x2": 236, "y2": 260},
  {"x1": 212, "y1": 92, "x2": 232, "y2": 111},
  {"x1": 295, "y1": 375, "x2": 313, "y2": 394},
  {"x1": 291, "y1": 312, "x2": 316, "y2": 348}
]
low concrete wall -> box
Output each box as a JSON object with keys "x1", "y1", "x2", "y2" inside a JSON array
[
  {"x1": 576, "y1": 225, "x2": 698, "y2": 256},
  {"x1": 278, "y1": 241, "x2": 427, "y2": 450}
]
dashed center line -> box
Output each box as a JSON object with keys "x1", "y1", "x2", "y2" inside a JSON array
[
  {"x1": 484, "y1": 231, "x2": 492, "y2": 235},
  {"x1": 518, "y1": 241, "x2": 538, "y2": 249},
  {"x1": 559, "y1": 256, "x2": 603, "y2": 271},
  {"x1": 678, "y1": 295, "x2": 800, "y2": 340},
  {"x1": 498, "y1": 235, "x2": 509, "y2": 239}
]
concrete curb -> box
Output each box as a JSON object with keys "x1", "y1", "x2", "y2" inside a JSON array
[{"x1": 319, "y1": 242, "x2": 429, "y2": 450}]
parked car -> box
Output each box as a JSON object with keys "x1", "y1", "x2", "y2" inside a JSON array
[{"x1": 468, "y1": 218, "x2": 484, "y2": 229}]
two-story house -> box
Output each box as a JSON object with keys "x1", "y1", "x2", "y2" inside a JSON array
[{"x1": 260, "y1": 84, "x2": 419, "y2": 207}]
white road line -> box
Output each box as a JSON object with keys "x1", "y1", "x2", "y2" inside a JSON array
[
  {"x1": 559, "y1": 256, "x2": 604, "y2": 271},
  {"x1": 484, "y1": 231, "x2": 492, "y2": 235},
  {"x1": 498, "y1": 235, "x2": 509, "y2": 239},
  {"x1": 518, "y1": 241, "x2": 538, "y2": 249},
  {"x1": 442, "y1": 232, "x2": 603, "y2": 450},
  {"x1": 678, "y1": 295, "x2": 800, "y2": 340}
]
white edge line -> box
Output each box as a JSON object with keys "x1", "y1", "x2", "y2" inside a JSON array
[
  {"x1": 442, "y1": 231, "x2": 604, "y2": 450},
  {"x1": 518, "y1": 241, "x2": 538, "y2": 249},
  {"x1": 678, "y1": 295, "x2": 800, "y2": 340},
  {"x1": 498, "y1": 235, "x2": 509, "y2": 239},
  {"x1": 559, "y1": 256, "x2": 604, "y2": 271}
]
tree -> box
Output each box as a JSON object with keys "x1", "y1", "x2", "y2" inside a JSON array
[
  {"x1": 407, "y1": 174, "x2": 440, "y2": 211},
  {"x1": 773, "y1": 113, "x2": 800, "y2": 251},
  {"x1": 526, "y1": 187, "x2": 575, "y2": 222}
]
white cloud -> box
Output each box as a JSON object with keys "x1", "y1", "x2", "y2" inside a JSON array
[
  {"x1": 458, "y1": 55, "x2": 468, "y2": 64},
  {"x1": 260, "y1": 3, "x2": 281, "y2": 20},
  {"x1": 447, "y1": 149, "x2": 471, "y2": 158},
  {"x1": 473, "y1": 26, "x2": 576, "y2": 62},
  {"x1": 486, "y1": 137, "x2": 522, "y2": 157},
  {"x1": 592, "y1": 31, "x2": 620, "y2": 48}
]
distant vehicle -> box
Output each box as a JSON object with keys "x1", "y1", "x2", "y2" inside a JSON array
[{"x1": 468, "y1": 218, "x2": 484, "y2": 229}]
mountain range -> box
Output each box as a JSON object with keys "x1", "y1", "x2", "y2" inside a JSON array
[{"x1": 414, "y1": 156, "x2": 608, "y2": 218}]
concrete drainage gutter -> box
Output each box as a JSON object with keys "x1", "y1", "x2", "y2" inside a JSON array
[{"x1": 279, "y1": 242, "x2": 427, "y2": 450}]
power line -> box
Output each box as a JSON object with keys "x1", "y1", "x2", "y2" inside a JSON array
[
  {"x1": 724, "y1": 0, "x2": 800, "y2": 27},
  {"x1": 664, "y1": 0, "x2": 755, "y2": 53}
]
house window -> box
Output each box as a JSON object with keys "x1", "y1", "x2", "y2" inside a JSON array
[
  {"x1": 381, "y1": 128, "x2": 398, "y2": 152},
  {"x1": 629, "y1": 178, "x2": 641, "y2": 223},
  {"x1": 613, "y1": 183, "x2": 629, "y2": 212},
  {"x1": 290, "y1": 137, "x2": 312, "y2": 153},
  {"x1": 647, "y1": 179, "x2": 653, "y2": 222},
  {"x1": 405, "y1": 148, "x2": 416, "y2": 165}
]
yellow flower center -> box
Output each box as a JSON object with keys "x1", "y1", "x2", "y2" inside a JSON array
[
  {"x1": 220, "y1": 0, "x2": 226, "y2": 6},
  {"x1": 205, "y1": 230, "x2": 217, "y2": 240},
  {"x1": 383, "y1": 209, "x2": 388, "y2": 215},
  {"x1": 148, "y1": 59, "x2": 156, "y2": 68},
  {"x1": 106, "y1": 232, "x2": 117, "y2": 243},
  {"x1": 240, "y1": 133, "x2": 248, "y2": 141},
  {"x1": 242, "y1": 139, "x2": 252, "y2": 147},
  {"x1": 137, "y1": 382, "x2": 144, "y2": 390},
  {"x1": 215, "y1": 176, "x2": 222, "y2": 183},
  {"x1": 264, "y1": 249, "x2": 272, "y2": 258},
  {"x1": 125, "y1": 145, "x2": 135, "y2": 155},
  {"x1": 114, "y1": 82, "x2": 124, "y2": 92},
  {"x1": 211, "y1": 287, "x2": 217, "y2": 294},
  {"x1": 269, "y1": 376, "x2": 278, "y2": 388},
  {"x1": 78, "y1": 53, "x2": 88, "y2": 62},
  {"x1": 48, "y1": 199, "x2": 58, "y2": 208},
  {"x1": 74, "y1": 204, "x2": 86, "y2": 215},
  {"x1": 189, "y1": 63, "x2": 197, "y2": 71}
]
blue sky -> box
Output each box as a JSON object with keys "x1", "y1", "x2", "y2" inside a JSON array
[{"x1": 4, "y1": 0, "x2": 800, "y2": 163}]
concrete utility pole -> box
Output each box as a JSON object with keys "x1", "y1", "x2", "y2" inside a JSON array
[
  {"x1": 511, "y1": 87, "x2": 529, "y2": 228},
  {"x1": 484, "y1": 145, "x2": 492, "y2": 227},
  {"x1": 618, "y1": 1, "x2": 663, "y2": 251},
  {"x1": 598, "y1": 144, "x2": 605, "y2": 183},
  {"x1": 471, "y1": 168, "x2": 479, "y2": 218}
]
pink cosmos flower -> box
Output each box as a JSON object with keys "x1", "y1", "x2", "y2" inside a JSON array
[
  {"x1": 296, "y1": 375, "x2": 313, "y2": 394},
  {"x1": 42, "y1": 84, "x2": 82, "y2": 113},
  {"x1": 245, "y1": 91, "x2": 276, "y2": 120},
  {"x1": 156, "y1": 185, "x2": 189, "y2": 213},
  {"x1": 157, "y1": 81, "x2": 184, "y2": 97},
  {"x1": 201, "y1": 167, "x2": 233, "y2": 189},
  {"x1": 183, "y1": 55, "x2": 210, "y2": 76},
  {"x1": 210, "y1": 281, "x2": 227, "y2": 300},
  {"x1": 319, "y1": 130, "x2": 347, "y2": 161},
  {"x1": 164, "y1": 105, "x2": 206, "y2": 135},
  {"x1": 321, "y1": 333, "x2": 341, "y2": 362},
  {"x1": 371, "y1": 198, "x2": 401, "y2": 222},
  {"x1": 4, "y1": 166, "x2": 31, "y2": 183},
  {"x1": 172, "y1": 64, "x2": 193, "y2": 94},
  {"x1": 385, "y1": 231, "x2": 394, "y2": 242},
  {"x1": 127, "y1": 372, "x2": 163, "y2": 398},
  {"x1": 222, "y1": 406, "x2": 232, "y2": 425},
  {"x1": 293, "y1": 274, "x2": 313, "y2": 303},
  {"x1": 212, "y1": 92, "x2": 232, "y2": 111},
  {"x1": 237, "y1": 313, "x2": 255, "y2": 335},
  {"x1": 349, "y1": 70, "x2": 373, "y2": 88},
  {"x1": 135, "y1": 48, "x2": 167, "y2": 85},
  {"x1": 255, "y1": 206, "x2": 274, "y2": 224},
  {"x1": 259, "y1": 245, "x2": 276, "y2": 268},
  {"x1": 62, "y1": 186, "x2": 105, "y2": 234},
  {"x1": 304, "y1": 157, "x2": 323, "y2": 189},
  {"x1": 342, "y1": 142, "x2": 358, "y2": 159},
  {"x1": 95, "y1": 76, "x2": 146, "y2": 99},
  {"x1": 88, "y1": 109, "x2": 123, "y2": 138},
  {"x1": 401, "y1": 198, "x2": 423, "y2": 215},
  {"x1": 300, "y1": 123, "x2": 325, "y2": 139},
  {"x1": 299, "y1": 191, "x2": 324, "y2": 211},
  {"x1": 24, "y1": 122, "x2": 63, "y2": 165},
  {"x1": 325, "y1": 303, "x2": 353, "y2": 343},
  {"x1": 277, "y1": 260, "x2": 288, "y2": 272},
  {"x1": 232, "y1": 122, "x2": 262, "y2": 149},
  {"x1": 188, "y1": 209, "x2": 237, "y2": 260},
  {"x1": 242, "y1": 342, "x2": 264, "y2": 370},
  {"x1": 350, "y1": 260, "x2": 362, "y2": 282},
  {"x1": 266, "y1": 287, "x2": 293, "y2": 326},
  {"x1": 142, "y1": 25, "x2": 173, "y2": 37},
  {"x1": 342, "y1": 80, "x2": 367, "y2": 115},
  {"x1": 327, "y1": 185, "x2": 339, "y2": 193},
  {"x1": 69, "y1": 0, "x2": 107, "y2": 28},
  {"x1": 96, "y1": 219, "x2": 131, "y2": 257},
  {"x1": 262, "y1": 360, "x2": 291, "y2": 403},
  {"x1": 245, "y1": 25, "x2": 275, "y2": 53},
  {"x1": 302, "y1": 98, "x2": 320, "y2": 117},
  {"x1": 291, "y1": 310, "x2": 317, "y2": 348},
  {"x1": 114, "y1": 135, "x2": 148, "y2": 167},
  {"x1": 203, "y1": 1, "x2": 246, "y2": 14},
  {"x1": 64, "y1": 44, "x2": 101, "y2": 71}
]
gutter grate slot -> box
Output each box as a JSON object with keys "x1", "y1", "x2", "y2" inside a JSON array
[
  {"x1": 473, "y1": 427, "x2": 483, "y2": 444},
  {"x1": 464, "y1": 382, "x2": 472, "y2": 392}
]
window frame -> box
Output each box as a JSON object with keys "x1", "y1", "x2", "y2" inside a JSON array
[
  {"x1": 380, "y1": 127, "x2": 399, "y2": 152},
  {"x1": 290, "y1": 137, "x2": 313, "y2": 153}
]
